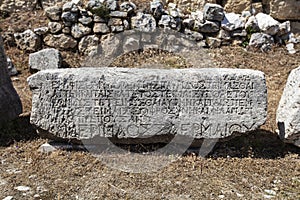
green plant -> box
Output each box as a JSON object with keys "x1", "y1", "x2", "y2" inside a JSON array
[{"x1": 91, "y1": 5, "x2": 110, "y2": 20}]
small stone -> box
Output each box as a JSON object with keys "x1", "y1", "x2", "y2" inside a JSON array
[
  {"x1": 78, "y1": 35, "x2": 100, "y2": 56},
  {"x1": 123, "y1": 34, "x2": 140, "y2": 53},
  {"x1": 3, "y1": 196, "x2": 13, "y2": 200},
  {"x1": 198, "y1": 21, "x2": 220, "y2": 33},
  {"x1": 62, "y1": 2, "x2": 74, "y2": 12},
  {"x1": 62, "y1": 27, "x2": 71, "y2": 34},
  {"x1": 93, "y1": 23, "x2": 110, "y2": 34},
  {"x1": 100, "y1": 34, "x2": 121, "y2": 57},
  {"x1": 277, "y1": 21, "x2": 291, "y2": 36},
  {"x1": 206, "y1": 37, "x2": 222, "y2": 48},
  {"x1": 7, "y1": 57, "x2": 18, "y2": 76},
  {"x1": 43, "y1": 34, "x2": 78, "y2": 50},
  {"x1": 29, "y1": 48, "x2": 62, "y2": 71},
  {"x1": 203, "y1": 3, "x2": 224, "y2": 22},
  {"x1": 14, "y1": 30, "x2": 41, "y2": 52},
  {"x1": 71, "y1": 23, "x2": 92, "y2": 39},
  {"x1": 109, "y1": 11, "x2": 127, "y2": 18},
  {"x1": 111, "y1": 26, "x2": 124, "y2": 33},
  {"x1": 108, "y1": 18, "x2": 123, "y2": 26},
  {"x1": 184, "y1": 29, "x2": 203, "y2": 41},
  {"x1": 48, "y1": 22, "x2": 62, "y2": 34},
  {"x1": 150, "y1": 0, "x2": 166, "y2": 19},
  {"x1": 120, "y1": 2, "x2": 136, "y2": 15},
  {"x1": 191, "y1": 10, "x2": 204, "y2": 23},
  {"x1": 34, "y1": 27, "x2": 49, "y2": 35},
  {"x1": 38, "y1": 143, "x2": 57, "y2": 153},
  {"x1": 182, "y1": 18, "x2": 195, "y2": 29},
  {"x1": 256, "y1": 13, "x2": 280, "y2": 35},
  {"x1": 106, "y1": 0, "x2": 118, "y2": 11},
  {"x1": 45, "y1": 6, "x2": 62, "y2": 21},
  {"x1": 131, "y1": 12, "x2": 156, "y2": 32},
  {"x1": 93, "y1": 15, "x2": 107, "y2": 23},
  {"x1": 245, "y1": 16, "x2": 260, "y2": 33},
  {"x1": 61, "y1": 11, "x2": 78, "y2": 26},
  {"x1": 286, "y1": 43, "x2": 296, "y2": 54},
  {"x1": 248, "y1": 33, "x2": 274, "y2": 52},
  {"x1": 15, "y1": 186, "x2": 30, "y2": 192},
  {"x1": 78, "y1": 16, "x2": 93, "y2": 25},
  {"x1": 221, "y1": 13, "x2": 245, "y2": 31},
  {"x1": 264, "y1": 189, "x2": 276, "y2": 196}
]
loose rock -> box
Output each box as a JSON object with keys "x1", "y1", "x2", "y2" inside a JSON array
[
  {"x1": 277, "y1": 66, "x2": 300, "y2": 147},
  {"x1": 0, "y1": 35, "x2": 22, "y2": 124},
  {"x1": 29, "y1": 48, "x2": 62, "y2": 71},
  {"x1": 44, "y1": 34, "x2": 78, "y2": 49},
  {"x1": 14, "y1": 30, "x2": 41, "y2": 52}
]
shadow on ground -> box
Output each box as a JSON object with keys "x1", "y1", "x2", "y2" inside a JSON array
[
  {"x1": 204, "y1": 129, "x2": 300, "y2": 159},
  {"x1": 0, "y1": 117, "x2": 299, "y2": 160},
  {"x1": 0, "y1": 114, "x2": 38, "y2": 147}
]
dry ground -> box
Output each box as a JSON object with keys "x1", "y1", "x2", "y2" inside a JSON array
[{"x1": 0, "y1": 10, "x2": 299, "y2": 200}]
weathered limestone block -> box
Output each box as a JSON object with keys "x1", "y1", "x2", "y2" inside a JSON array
[
  {"x1": 270, "y1": 0, "x2": 300, "y2": 20},
  {"x1": 277, "y1": 66, "x2": 300, "y2": 147},
  {"x1": 0, "y1": 35, "x2": 22, "y2": 123},
  {"x1": 29, "y1": 48, "x2": 62, "y2": 71},
  {"x1": 28, "y1": 68, "x2": 267, "y2": 141}
]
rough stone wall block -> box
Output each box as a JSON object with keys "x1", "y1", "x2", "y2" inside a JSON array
[
  {"x1": 277, "y1": 66, "x2": 300, "y2": 147},
  {"x1": 0, "y1": 35, "x2": 22, "y2": 124}
]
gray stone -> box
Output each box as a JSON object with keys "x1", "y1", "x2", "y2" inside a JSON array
[
  {"x1": 206, "y1": 37, "x2": 221, "y2": 48},
  {"x1": 100, "y1": 33, "x2": 121, "y2": 57},
  {"x1": 45, "y1": 6, "x2": 62, "y2": 21},
  {"x1": 61, "y1": 11, "x2": 78, "y2": 26},
  {"x1": 108, "y1": 18, "x2": 122, "y2": 26},
  {"x1": 27, "y1": 68, "x2": 267, "y2": 140},
  {"x1": 106, "y1": 0, "x2": 118, "y2": 11},
  {"x1": 48, "y1": 22, "x2": 62, "y2": 34},
  {"x1": 71, "y1": 23, "x2": 92, "y2": 39},
  {"x1": 256, "y1": 13, "x2": 280, "y2": 36},
  {"x1": 34, "y1": 27, "x2": 49, "y2": 35},
  {"x1": 62, "y1": 26, "x2": 71, "y2": 34},
  {"x1": 191, "y1": 10, "x2": 204, "y2": 23},
  {"x1": 111, "y1": 26, "x2": 124, "y2": 33},
  {"x1": 43, "y1": 34, "x2": 77, "y2": 49},
  {"x1": 93, "y1": 15, "x2": 106, "y2": 23},
  {"x1": 78, "y1": 16, "x2": 93, "y2": 25},
  {"x1": 277, "y1": 66, "x2": 300, "y2": 147},
  {"x1": 198, "y1": 21, "x2": 220, "y2": 33},
  {"x1": 123, "y1": 34, "x2": 140, "y2": 53},
  {"x1": 182, "y1": 18, "x2": 195, "y2": 29},
  {"x1": 277, "y1": 21, "x2": 291, "y2": 36},
  {"x1": 184, "y1": 29, "x2": 203, "y2": 41},
  {"x1": 286, "y1": 43, "x2": 296, "y2": 54},
  {"x1": 78, "y1": 35, "x2": 100, "y2": 56},
  {"x1": 131, "y1": 12, "x2": 157, "y2": 32},
  {"x1": 109, "y1": 11, "x2": 127, "y2": 18},
  {"x1": 62, "y1": 2, "x2": 75, "y2": 12},
  {"x1": 93, "y1": 23, "x2": 110, "y2": 34},
  {"x1": 221, "y1": 13, "x2": 245, "y2": 31},
  {"x1": 7, "y1": 57, "x2": 18, "y2": 76},
  {"x1": 245, "y1": 16, "x2": 260, "y2": 32},
  {"x1": 29, "y1": 48, "x2": 62, "y2": 71},
  {"x1": 14, "y1": 30, "x2": 41, "y2": 52},
  {"x1": 150, "y1": 0, "x2": 165, "y2": 19},
  {"x1": 0, "y1": 35, "x2": 22, "y2": 124},
  {"x1": 248, "y1": 33, "x2": 274, "y2": 52},
  {"x1": 120, "y1": 2, "x2": 136, "y2": 15},
  {"x1": 203, "y1": 3, "x2": 224, "y2": 22}
]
